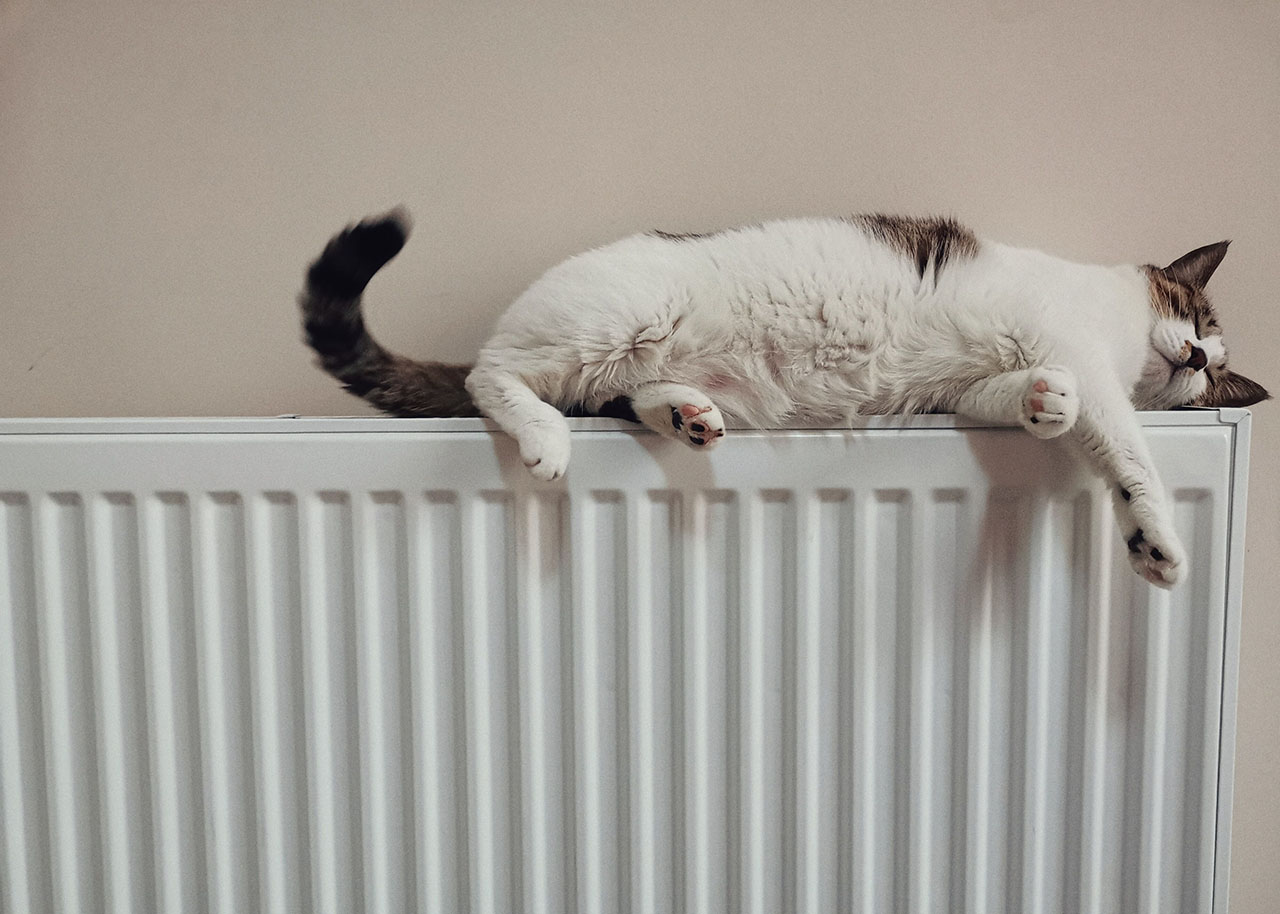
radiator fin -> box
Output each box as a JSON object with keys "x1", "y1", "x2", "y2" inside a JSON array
[
  {"x1": 411, "y1": 492, "x2": 469, "y2": 914},
  {"x1": 0, "y1": 496, "x2": 50, "y2": 914}
]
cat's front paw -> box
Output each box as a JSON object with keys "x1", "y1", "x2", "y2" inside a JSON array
[
  {"x1": 1114, "y1": 487, "x2": 1185, "y2": 587},
  {"x1": 670, "y1": 402, "x2": 726, "y2": 450},
  {"x1": 1022, "y1": 365, "x2": 1078, "y2": 439},
  {"x1": 517, "y1": 420, "x2": 571, "y2": 481},
  {"x1": 1124, "y1": 525, "x2": 1186, "y2": 588}
]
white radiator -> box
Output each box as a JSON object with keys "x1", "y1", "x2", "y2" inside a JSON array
[{"x1": 0, "y1": 412, "x2": 1252, "y2": 914}]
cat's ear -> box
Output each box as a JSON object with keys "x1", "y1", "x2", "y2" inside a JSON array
[
  {"x1": 1162, "y1": 241, "x2": 1231, "y2": 289},
  {"x1": 1193, "y1": 369, "x2": 1271, "y2": 408}
]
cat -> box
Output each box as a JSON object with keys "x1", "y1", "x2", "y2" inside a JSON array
[{"x1": 299, "y1": 208, "x2": 1268, "y2": 588}]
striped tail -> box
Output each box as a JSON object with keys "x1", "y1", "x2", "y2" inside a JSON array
[{"x1": 298, "y1": 208, "x2": 480, "y2": 417}]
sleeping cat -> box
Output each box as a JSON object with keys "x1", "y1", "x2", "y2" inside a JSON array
[{"x1": 299, "y1": 209, "x2": 1267, "y2": 587}]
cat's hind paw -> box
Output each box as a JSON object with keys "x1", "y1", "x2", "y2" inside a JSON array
[
  {"x1": 1022, "y1": 365, "x2": 1078, "y2": 439},
  {"x1": 630, "y1": 382, "x2": 727, "y2": 451},
  {"x1": 1124, "y1": 526, "x2": 1186, "y2": 589},
  {"x1": 670, "y1": 402, "x2": 726, "y2": 450}
]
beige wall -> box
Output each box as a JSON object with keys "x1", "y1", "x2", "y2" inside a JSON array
[{"x1": 2, "y1": 0, "x2": 1276, "y2": 906}]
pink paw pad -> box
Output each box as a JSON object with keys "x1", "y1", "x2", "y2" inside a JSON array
[
  {"x1": 1029, "y1": 380, "x2": 1049, "y2": 413},
  {"x1": 1021, "y1": 366, "x2": 1078, "y2": 439},
  {"x1": 672, "y1": 403, "x2": 724, "y2": 447}
]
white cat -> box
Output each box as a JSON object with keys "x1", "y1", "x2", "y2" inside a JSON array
[{"x1": 300, "y1": 210, "x2": 1267, "y2": 587}]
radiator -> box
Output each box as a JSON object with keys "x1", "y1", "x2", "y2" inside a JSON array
[{"x1": 0, "y1": 412, "x2": 1252, "y2": 914}]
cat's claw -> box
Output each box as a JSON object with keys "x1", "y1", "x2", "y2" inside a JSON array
[
  {"x1": 517, "y1": 420, "x2": 571, "y2": 481},
  {"x1": 1022, "y1": 365, "x2": 1078, "y2": 439},
  {"x1": 671, "y1": 402, "x2": 726, "y2": 449}
]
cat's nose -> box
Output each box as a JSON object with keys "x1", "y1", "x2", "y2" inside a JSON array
[{"x1": 1186, "y1": 344, "x2": 1208, "y2": 371}]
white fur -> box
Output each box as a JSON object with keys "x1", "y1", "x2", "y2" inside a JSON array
[{"x1": 465, "y1": 217, "x2": 1224, "y2": 587}]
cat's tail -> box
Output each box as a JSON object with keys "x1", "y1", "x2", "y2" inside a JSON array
[{"x1": 299, "y1": 208, "x2": 481, "y2": 417}]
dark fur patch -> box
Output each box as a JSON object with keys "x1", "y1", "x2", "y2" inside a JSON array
[
  {"x1": 351, "y1": 358, "x2": 479, "y2": 418},
  {"x1": 300, "y1": 210, "x2": 481, "y2": 418},
  {"x1": 1142, "y1": 266, "x2": 1207, "y2": 325},
  {"x1": 1193, "y1": 369, "x2": 1271, "y2": 408},
  {"x1": 649, "y1": 229, "x2": 721, "y2": 242},
  {"x1": 1162, "y1": 241, "x2": 1230, "y2": 290},
  {"x1": 853, "y1": 214, "x2": 979, "y2": 280},
  {"x1": 564, "y1": 396, "x2": 641, "y2": 422},
  {"x1": 1143, "y1": 242, "x2": 1231, "y2": 327},
  {"x1": 307, "y1": 213, "x2": 409, "y2": 300}
]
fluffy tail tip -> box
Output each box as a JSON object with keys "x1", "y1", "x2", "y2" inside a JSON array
[
  {"x1": 307, "y1": 206, "x2": 414, "y2": 299},
  {"x1": 342, "y1": 206, "x2": 412, "y2": 265}
]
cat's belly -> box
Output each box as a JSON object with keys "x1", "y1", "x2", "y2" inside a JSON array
[
  {"x1": 619, "y1": 292, "x2": 895, "y2": 424},
  {"x1": 660, "y1": 344, "x2": 877, "y2": 426}
]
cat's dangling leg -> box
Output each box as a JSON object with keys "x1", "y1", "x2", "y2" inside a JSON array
[
  {"x1": 954, "y1": 365, "x2": 1182, "y2": 586},
  {"x1": 464, "y1": 365, "x2": 572, "y2": 480},
  {"x1": 629, "y1": 381, "x2": 727, "y2": 450},
  {"x1": 953, "y1": 365, "x2": 1080, "y2": 438},
  {"x1": 1068, "y1": 390, "x2": 1186, "y2": 588}
]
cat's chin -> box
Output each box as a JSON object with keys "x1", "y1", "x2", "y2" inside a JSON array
[
  {"x1": 1132, "y1": 348, "x2": 1207, "y2": 410},
  {"x1": 1132, "y1": 382, "x2": 1188, "y2": 411}
]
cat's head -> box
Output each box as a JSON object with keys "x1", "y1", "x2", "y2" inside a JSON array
[{"x1": 1134, "y1": 241, "x2": 1269, "y2": 410}]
